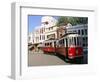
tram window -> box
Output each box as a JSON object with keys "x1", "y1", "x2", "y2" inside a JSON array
[
  {"x1": 59, "y1": 40, "x2": 61, "y2": 44},
  {"x1": 80, "y1": 37, "x2": 82, "y2": 46},
  {"x1": 72, "y1": 37, "x2": 74, "y2": 45},
  {"x1": 66, "y1": 38, "x2": 68, "y2": 47},
  {"x1": 77, "y1": 37, "x2": 79, "y2": 46},
  {"x1": 47, "y1": 43, "x2": 49, "y2": 46},
  {"x1": 50, "y1": 42, "x2": 52, "y2": 47},
  {"x1": 60, "y1": 40, "x2": 62, "y2": 44},
  {"x1": 67, "y1": 38, "x2": 69, "y2": 46},
  {"x1": 74, "y1": 37, "x2": 76, "y2": 46},
  {"x1": 45, "y1": 43, "x2": 46, "y2": 46},
  {"x1": 59, "y1": 40, "x2": 62, "y2": 47},
  {"x1": 79, "y1": 37, "x2": 81, "y2": 46},
  {"x1": 62, "y1": 39, "x2": 64, "y2": 44},
  {"x1": 68, "y1": 38, "x2": 70, "y2": 46},
  {"x1": 54, "y1": 41, "x2": 56, "y2": 47},
  {"x1": 67, "y1": 38, "x2": 69, "y2": 47},
  {"x1": 69, "y1": 38, "x2": 71, "y2": 46}
]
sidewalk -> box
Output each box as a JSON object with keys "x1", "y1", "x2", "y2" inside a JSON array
[{"x1": 28, "y1": 51, "x2": 69, "y2": 66}]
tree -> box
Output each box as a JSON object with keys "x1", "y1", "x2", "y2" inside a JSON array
[
  {"x1": 77, "y1": 17, "x2": 88, "y2": 24},
  {"x1": 56, "y1": 16, "x2": 88, "y2": 27},
  {"x1": 56, "y1": 16, "x2": 68, "y2": 26}
]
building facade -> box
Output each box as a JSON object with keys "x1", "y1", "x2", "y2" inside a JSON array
[
  {"x1": 31, "y1": 16, "x2": 58, "y2": 51},
  {"x1": 33, "y1": 16, "x2": 58, "y2": 44}
]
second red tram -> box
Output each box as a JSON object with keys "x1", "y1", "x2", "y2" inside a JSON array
[{"x1": 42, "y1": 39, "x2": 56, "y2": 53}]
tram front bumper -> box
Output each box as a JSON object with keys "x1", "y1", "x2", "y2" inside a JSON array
[{"x1": 68, "y1": 55, "x2": 83, "y2": 59}]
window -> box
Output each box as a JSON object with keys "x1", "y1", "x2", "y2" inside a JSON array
[
  {"x1": 41, "y1": 28, "x2": 43, "y2": 33},
  {"x1": 68, "y1": 38, "x2": 71, "y2": 46},
  {"x1": 60, "y1": 34, "x2": 62, "y2": 37},
  {"x1": 73, "y1": 30, "x2": 77, "y2": 33},
  {"x1": 66, "y1": 38, "x2": 68, "y2": 47},
  {"x1": 85, "y1": 37, "x2": 88, "y2": 47},
  {"x1": 42, "y1": 35, "x2": 45, "y2": 40},
  {"x1": 45, "y1": 21, "x2": 49, "y2": 25},
  {"x1": 40, "y1": 35, "x2": 41, "y2": 40},
  {"x1": 47, "y1": 43, "x2": 49, "y2": 46},
  {"x1": 83, "y1": 43, "x2": 85, "y2": 47},
  {"x1": 72, "y1": 37, "x2": 74, "y2": 45},
  {"x1": 81, "y1": 29, "x2": 84, "y2": 35},
  {"x1": 85, "y1": 29, "x2": 87, "y2": 35},
  {"x1": 60, "y1": 40, "x2": 62, "y2": 44},
  {"x1": 50, "y1": 42, "x2": 52, "y2": 47},
  {"x1": 44, "y1": 35, "x2": 45, "y2": 40},
  {"x1": 44, "y1": 28, "x2": 45, "y2": 32},
  {"x1": 78, "y1": 30, "x2": 80, "y2": 35},
  {"x1": 86, "y1": 37, "x2": 88, "y2": 42},
  {"x1": 51, "y1": 27, "x2": 53, "y2": 30},
  {"x1": 54, "y1": 41, "x2": 56, "y2": 47},
  {"x1": 83, "y1": 37, "x2": 85, "y2": 41},
  {"x1": 77, "y1": 37, "x2": 79, "y2": 46},
  {"x1": 74, "y1": 37, "x2": 76, "y2": 46},
  {"x1": 83, "y1": 37, "x2": 85, "y2": 46},
  {"x1": 62, "y1": 39, "x2": 64, "y2": 44},
  {"x1": 45, "y1": 43, "x2": 46, "y2": 46},
  {"x1": 29, "y1": 37, "x2": 30, "y2": 41}
]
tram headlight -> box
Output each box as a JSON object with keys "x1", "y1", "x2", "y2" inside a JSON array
[{"x1": 69, "y1": 53, "x2": 73, "y2": 56}]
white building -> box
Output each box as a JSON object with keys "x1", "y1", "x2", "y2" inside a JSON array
[
  {"x1": 33, "y1": 16, "x2": 58, "y2": 44},
  {"x1": 31, "y1": 16, "x2": 58, "y2": 51},
  {"x1": 41, "y1": 16, "x2": 58, "y2": 40},
  {"x1": 28, "y1": 32, "x2": 33, "y2": 44}
]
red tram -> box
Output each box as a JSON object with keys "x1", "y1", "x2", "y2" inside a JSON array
[
  {"x1": 56, "y1": 33, "x2": 83, "y2": 60},
  {"x1": 42, "y1": 33, "x2": 83, "y2": 60}
]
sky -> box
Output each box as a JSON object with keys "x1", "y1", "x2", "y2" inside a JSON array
[
  {"x1": 28, "y1": 15, "x2": 58, "y2": 33},
  {"x1": 28, "y1": 15, "x2": 42, "y2": 33}
]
